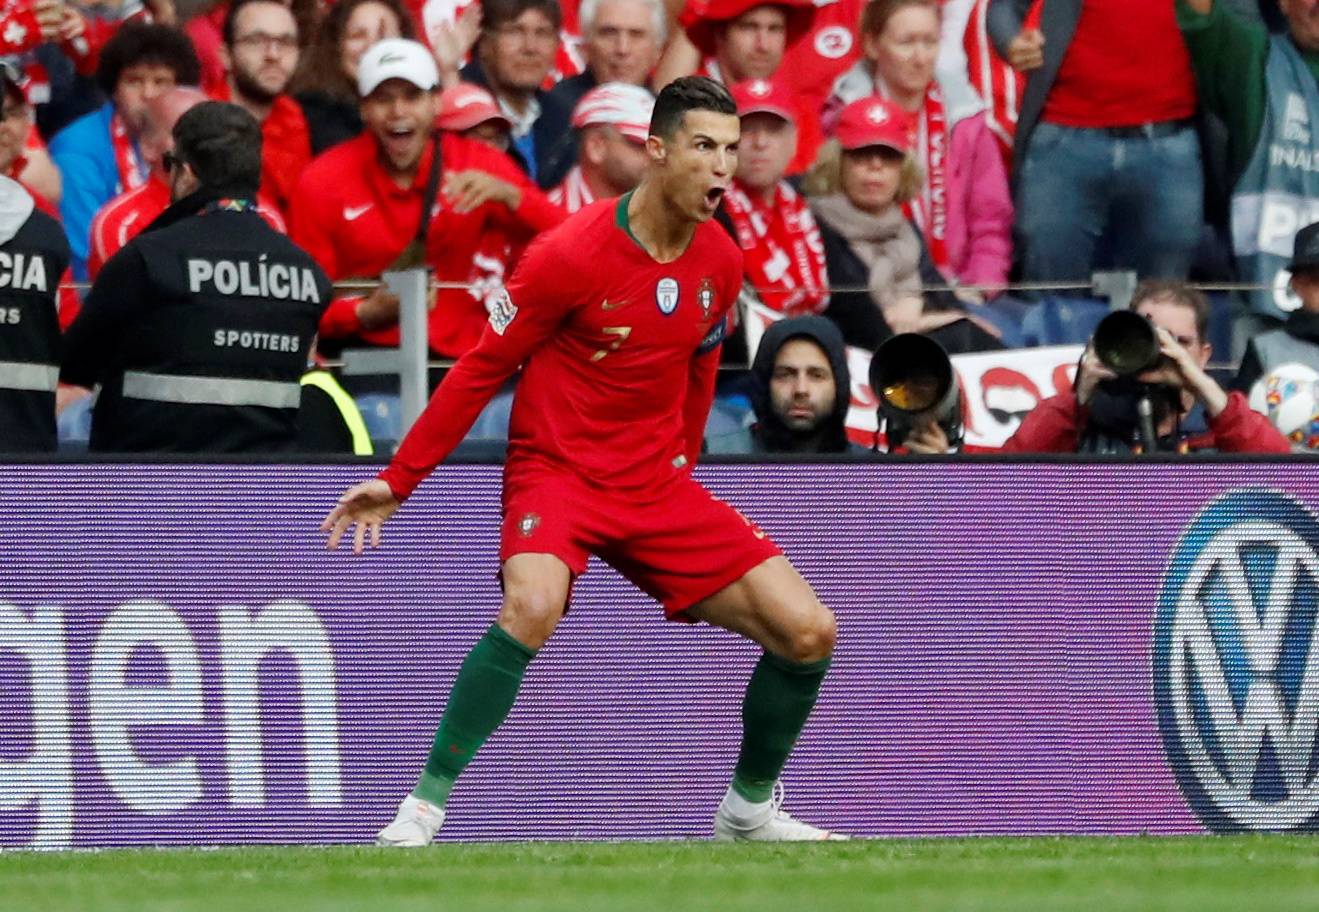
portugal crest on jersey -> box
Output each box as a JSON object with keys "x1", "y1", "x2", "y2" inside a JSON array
[
  {"x1": 518, "y1": 513, "x2": 540, "y2": 537},
  {"x1": 656, "y1": 277, "x2": 679, "y2": 315},
  {"x1": 698, "y1": 277, "x2": 716, "y2": 318}
]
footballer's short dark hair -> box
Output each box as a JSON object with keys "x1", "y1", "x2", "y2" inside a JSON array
[{"x1": 649, "y1": 76, "x2": 736, "y2": 140}]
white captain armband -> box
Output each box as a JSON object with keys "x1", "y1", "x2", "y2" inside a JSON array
[{"x1": 487, "y1": 287, "x2": 519, "y2": 335}]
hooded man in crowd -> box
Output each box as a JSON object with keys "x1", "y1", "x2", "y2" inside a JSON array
[{"x1": 709, "y1": 315, "x2": 863, "y2": 454}]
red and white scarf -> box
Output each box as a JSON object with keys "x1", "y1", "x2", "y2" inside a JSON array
[
  {"x1": 964, "y1": 0, "x2": 1026, "y2": 163},
  {"x1": 110, "y1": 112, "x2": 148, "y2": 193},
  {"x1": 549, "y1": 165, "x2": 594, "y2": 214},
  {"x1": 901, "y1": 83, "x2": 951, "y2": 276},
  {"x1": 723, "y1": 180, "x2": 829, "y2": 317}
]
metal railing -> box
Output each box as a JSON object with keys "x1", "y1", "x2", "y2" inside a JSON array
[{"x1": 59, "y1": 270, "x2": 1281, "y2": 434}]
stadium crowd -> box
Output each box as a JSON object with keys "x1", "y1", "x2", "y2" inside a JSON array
[{"x1": 0, "y1": 0, "x2": 1317, "y2": 454}]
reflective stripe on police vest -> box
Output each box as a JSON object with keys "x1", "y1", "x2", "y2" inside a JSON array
[
  {"x1": 122, "y1": 371, "x2": 301, "y2": 408},
  {"x1": 0, "y1": 360, "x2": 59, "y2": 392}
]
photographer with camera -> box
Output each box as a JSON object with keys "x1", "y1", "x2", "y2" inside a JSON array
[
  {"x1": 869, "y1": 332, "x2": 966, "y2": 454},
  {"x1": 1002, "y1": 281, "x2": 1290, "y2": 454}
]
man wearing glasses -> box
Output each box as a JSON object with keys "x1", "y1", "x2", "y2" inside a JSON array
[{"x1": 212, "y1": 0, "x2": 312, "y2": 218}]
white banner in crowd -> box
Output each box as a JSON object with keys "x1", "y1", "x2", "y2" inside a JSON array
[{"x1": 741, "y1": 300, "x2": 1083, "y2": 449}]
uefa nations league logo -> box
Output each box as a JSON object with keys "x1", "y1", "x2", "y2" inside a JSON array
[{"x1": 1155, "y1": 489, "x2": 1319, "y2": 832}]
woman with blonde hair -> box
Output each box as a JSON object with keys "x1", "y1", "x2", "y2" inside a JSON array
[{"x1": 808, "y1": 96, "x2": 1001, "y2": 352}]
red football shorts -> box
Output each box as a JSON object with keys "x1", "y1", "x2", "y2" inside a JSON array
[{"x1": 500, "y1": 466, "x2": 781, "y2": 620}]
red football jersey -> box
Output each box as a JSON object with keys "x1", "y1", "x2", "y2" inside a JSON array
[{"x1": 380, "y1": 194, "x2": 744, "y2": 499}]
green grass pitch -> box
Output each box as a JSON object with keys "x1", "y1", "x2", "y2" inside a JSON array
[{"x1": 4, "y1": 837, "x2": 1319, "y2": 912}]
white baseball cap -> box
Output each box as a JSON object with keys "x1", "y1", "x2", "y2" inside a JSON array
[
  {"x1": 357, "y1": 38, "x2": 440, "y2": 98},
  {"x1": 571, "y1": 82, "x2": 655, "y2": 143}
]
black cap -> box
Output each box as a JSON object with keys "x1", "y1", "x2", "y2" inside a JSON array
[{"x1": 1289, "y1": 221, "x2": 1319, "y2": 273}]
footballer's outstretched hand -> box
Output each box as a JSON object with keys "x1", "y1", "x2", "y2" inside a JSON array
[{"x1": 322, "y1": 479, "x2": 401, "y2": 554}]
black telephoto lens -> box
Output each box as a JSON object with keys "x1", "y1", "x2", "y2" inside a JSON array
[{"x1": 1093, "y1": 311, "x2": 1160, "y2": 376}]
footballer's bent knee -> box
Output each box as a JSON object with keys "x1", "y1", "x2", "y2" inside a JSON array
[
  {"x1": 783, "y1": 601, "x2": 837, "y2": 664},
  {"x1": 498, "y1": 585, "x2": 567, "y2": 650}
]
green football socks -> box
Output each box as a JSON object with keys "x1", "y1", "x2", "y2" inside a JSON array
[
  {"x1": 412, "y1": 623, "x2": 537, "y2": 807},
  {"x1": 731, "y1": 652, "x2": 832, "y2": 804},
  {"x1": 410, "y1": 629, "x2": 828, "y2": 809}
]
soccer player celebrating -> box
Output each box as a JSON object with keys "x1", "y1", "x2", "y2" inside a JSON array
[{"x1": 322, "y1": 76, "x2": 845, "y2": 845}]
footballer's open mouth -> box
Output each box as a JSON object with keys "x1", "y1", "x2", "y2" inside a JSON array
[{"x1": 702, "y1": 186, "x2": 726, "y2": 210}]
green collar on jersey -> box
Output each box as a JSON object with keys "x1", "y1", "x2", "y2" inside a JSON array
[
  {"x1": 615, "y1": 190, "x2": 646, "y2": 252},
  {"x1": 616, "y1": 188, "x2": 701, "y2": 264}
]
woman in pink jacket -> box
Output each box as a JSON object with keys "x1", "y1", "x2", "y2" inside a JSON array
[{"x1": 824, "y1": 0, "x2": 1013, "y2": 300}]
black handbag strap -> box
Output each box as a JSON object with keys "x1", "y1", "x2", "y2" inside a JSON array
[
  {"x1": 416, "y1": 134, "x2": 444, "y2": 245},
  {"x1": 386, "y1": 134, "x2": 445, "y2": 271}
]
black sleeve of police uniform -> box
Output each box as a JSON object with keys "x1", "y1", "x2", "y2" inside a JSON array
[{"x1": 60, "y1": 246, "x2": 154, "y2": 388}]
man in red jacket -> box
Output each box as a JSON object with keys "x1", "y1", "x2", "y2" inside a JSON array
[
  {"x1": 212, "y1": 0, "x2": 312, "y2": 218},
  {"x1": 290, "y1": 38, "x2": 564, "y2": 357},
  {"x1": 1003, "y1": 281, "x2": 1291, "y2": 454}
]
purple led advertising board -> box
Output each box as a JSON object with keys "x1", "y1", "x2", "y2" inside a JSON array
[{"x1": 3, "y1": 461, "x2": 1319, "y2": 848}]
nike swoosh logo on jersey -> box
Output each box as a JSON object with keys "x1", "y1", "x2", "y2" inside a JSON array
[
  {"x1": 600, "y1": 298, "x2": 628, "y2": 311},
  {"x1": 343, "y1": 204, "x2": 372, "y2": 221}
]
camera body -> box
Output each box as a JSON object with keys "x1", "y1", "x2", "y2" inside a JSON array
[{"x1": 1087, "y1": 311, "x2": 1182, "y2": 449}]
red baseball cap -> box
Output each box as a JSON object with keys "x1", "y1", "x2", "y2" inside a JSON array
[
  {"x1": 679, "y1": 0, "x2": 815, "y2": 57},
  {"x1": 435, "y1": 82, "x2": 512, "y2": 133},
  {"x1": 834, "y1": 97, "x2": 913, "y2": 154},
  {"x1": 729, "y1": 78, "x2": 795, "y2": 123}
]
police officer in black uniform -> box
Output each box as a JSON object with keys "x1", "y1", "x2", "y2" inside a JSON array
[
  {"x1": 61, "y1": 102, "x2": 332, "y2": 452},
  {"x1": 0, "y1": 173, "x2": 72, "y2": 453}
]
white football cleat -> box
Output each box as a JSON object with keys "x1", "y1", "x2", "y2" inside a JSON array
[
  {"x1": 713, "y1": 782, "x2": 848, "y2": 842},
  {"x1": 376, "y1": 794, "x2": 445, "y2": 847}
]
